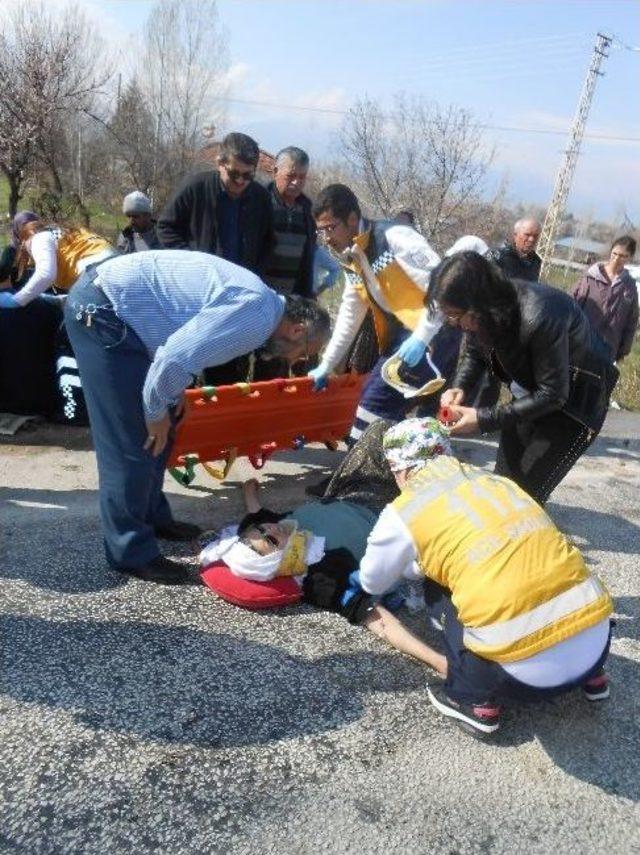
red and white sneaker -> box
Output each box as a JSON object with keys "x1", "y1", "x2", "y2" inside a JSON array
[
  {"x1": 582, "y1": 669, "x2": 610, "y2": 702},
  {"x1": 427, "y1": 685, "x2": 501, "y2": 735}
]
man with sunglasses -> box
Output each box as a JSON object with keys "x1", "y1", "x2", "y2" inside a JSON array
[{"x1": 157, "y1": 132, "x2": 275, "y2": 276}]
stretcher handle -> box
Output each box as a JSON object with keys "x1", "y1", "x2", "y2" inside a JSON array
[{"x1": 248, "y1": 442, "x2": 277, "y2": 469}]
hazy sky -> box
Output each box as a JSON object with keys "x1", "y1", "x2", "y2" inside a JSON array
[{"x1": 14, "y1": 0, "x2": 640, "y2": 223}]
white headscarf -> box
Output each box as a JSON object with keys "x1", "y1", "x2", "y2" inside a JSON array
[
  {"x1": 199, "y1": 522, "x2": 325, "y2": 581},
  {"x1": 445, "y1": 235, "x2": 490, "y2": 257}
]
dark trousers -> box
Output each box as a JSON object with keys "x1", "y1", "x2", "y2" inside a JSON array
[
  {"x1": 348, "y1": 328, "x2": 449, "y2": 444},
  {"x1": 494, "y1": 410, "x2": 596, "y2": 505},
  {"x1": 423, "y1": 579, "x2": 611, "y2": 705},
  {"x1": 64, "y1": 274, "x2": 174, "y2": 569}
]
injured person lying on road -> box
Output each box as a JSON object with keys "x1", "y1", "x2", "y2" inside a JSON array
[{"x1": 198, "y1": 419, "x2": 446, "y2": 678}]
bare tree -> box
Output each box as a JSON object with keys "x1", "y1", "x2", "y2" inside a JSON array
[
  {"x1": 107, "y1": 78, "x2": 157, "y2": 194},
  {"x1": 141, "y1": 0, "x2": 229, "y2": 203},
  {"x1": 0, "y1": 52, "x2": 37, "y2": 215},
  {"x1": 0, "y1": 2, "x2": 111, "y2": 218},
  {"x1": 340, "y1": 97, "x2": 401, "y2": 216},
  {"x1": 304, "y1": 159, "x2": 354, "y2": 203},
  {"x1": 340, "y1": 94, "x2": 495, "y2": 247}
]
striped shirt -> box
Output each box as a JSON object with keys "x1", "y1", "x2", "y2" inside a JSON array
[{"x1": 94, "y1": 250, "x2": 285, "y2": 420}]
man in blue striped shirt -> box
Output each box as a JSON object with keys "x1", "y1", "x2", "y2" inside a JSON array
[{"x1": 64, "y1": 250, "x2": 330, "y2": 585}]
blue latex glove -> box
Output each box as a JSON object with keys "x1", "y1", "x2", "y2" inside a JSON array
[
  {"x1": 395, "y1": 333, "x2": 427, "y2": 367},
  {"x1": 341, "y1": 569, "x2": 405, "y2": 613},
  {"x1": 340, "y1": 570, "x2": 363, "y2": 608},
  {"x1": 308, "y1": 365, "x2": 329, "y2": 391},
  {"x1": 0, "y1": 291, "x2": 20, "y2": 309}
]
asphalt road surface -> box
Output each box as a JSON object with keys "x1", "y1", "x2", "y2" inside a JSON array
[{"x1": 1, "y1": 411, "x2": 639, "y2": 854}]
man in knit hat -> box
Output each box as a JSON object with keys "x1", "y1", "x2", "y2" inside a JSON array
[
  {"x1": 355, "y1": 417, "x2": 613, "y2": 736},
  {"x1": 117, "y1": 191, "x2": 160, "y2": 254}
]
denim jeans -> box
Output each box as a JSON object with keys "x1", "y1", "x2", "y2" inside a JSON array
[
  {"x1": 64, "y1": 272, "x2": 174, "y2": 569},
  {"x1": 348, "y1": 328, "x2": 450, "y2": 443}
]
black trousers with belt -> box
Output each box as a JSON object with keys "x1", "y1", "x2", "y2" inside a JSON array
[{"x1": 494, "y1": 410, "x2": 598, "y2": 505}]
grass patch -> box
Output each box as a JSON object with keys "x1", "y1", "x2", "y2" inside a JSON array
[{"x1": 616, "y1": 338, "x2": 640, "y2": 410}]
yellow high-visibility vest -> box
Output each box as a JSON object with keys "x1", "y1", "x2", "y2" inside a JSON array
[
  {"x1": 392, "y1": 456, "x2": 612, "y2": 662},
  {"x1": 346, "y1": 229, "x2": 426, "y2": 351},
  {"x1": 52, "y1": 228, "x2": 113, "y2": 290}
]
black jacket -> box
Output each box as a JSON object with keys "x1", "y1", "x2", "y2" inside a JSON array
[
  {"x1": 117, "y1": 220, "x2": 160, "y2": 254},
  {"x1": 263, "y1": 182, "x2": 316, "y2": 298},
  {"x1": 454, "y1": 279, "x2": 618, "y2": 433},
  {"x1": 489, "y1": 242, "x2": 541, "y2": 282},
  {"x1": 157, "y1": 170, "x2": 275, "y2": 275}
]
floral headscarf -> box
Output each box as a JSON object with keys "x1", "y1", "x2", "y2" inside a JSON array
[{"x1": 382, "y1": 417, "x2": 452, "y2": 473}]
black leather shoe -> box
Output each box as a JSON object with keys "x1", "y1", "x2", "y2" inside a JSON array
[
  {"x1": 154, "y1": 520, "x2": 202, "y2": 541},
  {"x1": 117, "y1": 556, "x2": 192, "y2": 585}
]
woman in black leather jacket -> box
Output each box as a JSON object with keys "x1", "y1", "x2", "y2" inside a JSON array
[{"x1": 429, "y1": 252, "x2": 617, "y2": 504}]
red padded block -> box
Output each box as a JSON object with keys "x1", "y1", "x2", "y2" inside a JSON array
[{"x1": 200, "y1": 561, "x2": 302, "y2": 610}]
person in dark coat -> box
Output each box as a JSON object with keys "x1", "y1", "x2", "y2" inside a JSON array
[
  {"x1": 432, "y1": 251, "x2": 617, "y2": 505},
  {"x1": 473, "y1": 217, "x2": 543, "y2": 409},
  {"x1": 489, "y1": 217, "x2": 542, "y2": 282},
  {"x1": 157, "y1": 132, "x2": 274, "y2": 276},
  {"x1": 117, "y1": 191, "x2": 160, "y2": 253},
  {"x1": 263, "y1": 146, "x2": 316, "y2": 299}
]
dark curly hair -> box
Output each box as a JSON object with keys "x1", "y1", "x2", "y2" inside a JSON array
[{"x1": 427, "y1": 251, "x2": 520, "y2": 342}]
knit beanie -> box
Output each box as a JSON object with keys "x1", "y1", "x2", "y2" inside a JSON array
[{"x1": 123, "y1": 191, "x2": 152, "y2": 215}]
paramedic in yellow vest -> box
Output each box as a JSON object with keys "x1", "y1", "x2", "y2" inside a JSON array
[
  {"x1": 309, "y1": 184, "x2": 443, "y2": 445},
  {"x1": 0, "y1": 214, "x2": 115, "y2": 309},
  {"x1": 357, "y1": 417, "x2": 613, "y2": 736}
]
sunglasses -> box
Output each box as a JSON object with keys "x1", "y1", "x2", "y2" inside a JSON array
[
  {"x1": 241, "y1": 524, "x2": 280, "y2": 553},
  {"x1": 224, "y1": 167, "x2": 255, "y2": 183},
  {"x1": 256, "y1": 524, "x2": 279, "y2": 547}
]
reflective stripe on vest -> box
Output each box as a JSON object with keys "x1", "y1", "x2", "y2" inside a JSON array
[
  {"x1": 393, "y1": 457, "x2": 613, "y2": 662},
  {"x1": 462, "y1": 576, "x2": 605, "y2": 651},
  {"x1": 349, "y1": 228, "x2": 425, "y2": 350}
]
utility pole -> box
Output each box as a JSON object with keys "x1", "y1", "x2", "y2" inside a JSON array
[{"x1": 538, "y1": 32, "x2": 612, "y2": 275}]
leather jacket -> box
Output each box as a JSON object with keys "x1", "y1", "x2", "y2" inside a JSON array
[
  {"x1": 453, "y1": 279, "x2": 618, "y2": 433},
  {"x1": 489, "y1": 242, "x2": 541, "y2": 282}
]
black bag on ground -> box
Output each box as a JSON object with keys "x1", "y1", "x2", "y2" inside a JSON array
[{"x1": 0, "y1": 299, "x2": 61, "y2": 417}]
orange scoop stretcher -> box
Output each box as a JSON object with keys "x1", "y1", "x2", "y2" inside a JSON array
[{"x1": 167, "y1": 373, "x2": 367, "y2": 486}]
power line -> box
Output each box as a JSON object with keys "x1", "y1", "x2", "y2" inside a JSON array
[
  {"x1": 480, "y1": 124, "x2": 638, "y2": 143},
  {"x1": 394, "y1": 31, "x2": 591, "y2": 62},
  {"x1": 384, "y1": 52, "x2": 589, "y2": 86},
  {"x1": 386, "y1": 43, "x2": 588, "y2": 78},
  {"x1": 218, "y1": 95, "x2": 640, "y2": 143},
  {"x1": 611, "y1": 34, "x2": 640, "y2": 52}
]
